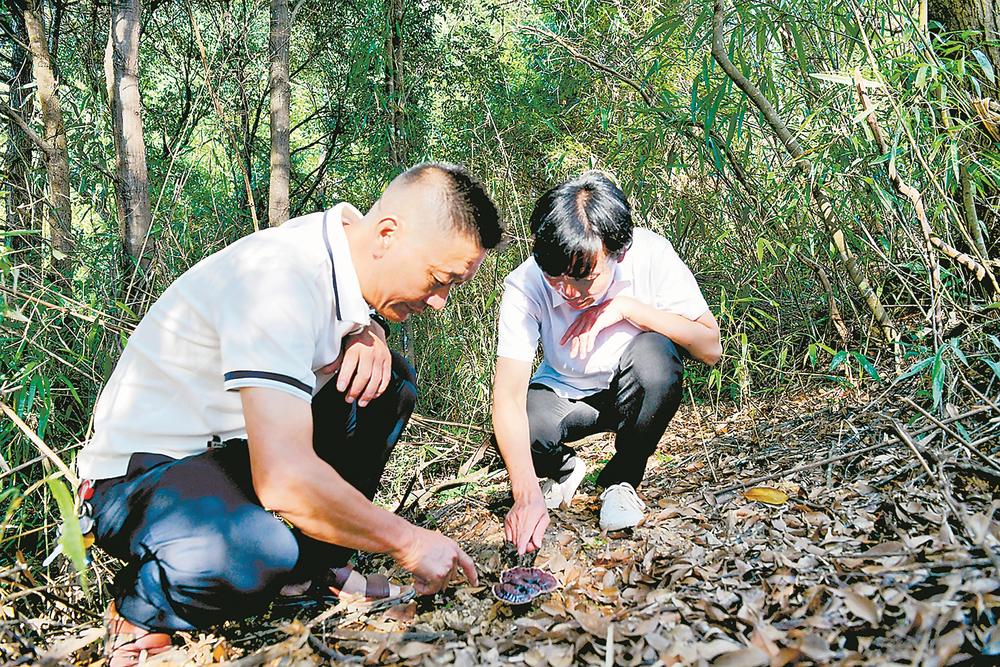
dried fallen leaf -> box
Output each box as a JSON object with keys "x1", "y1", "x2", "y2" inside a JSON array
[
  {"x1": 396, "y1": 641, "x2": 435, "y2": 659},
  {"x1": 844, "y1": 589, "x2": 881, "y2": 625},
  {"x1": 697, "y1": 638, "x2": 745, "y2": 660},
  {"x1": 712, "y1": 645, "x2": 770, "y2": 667},
  {"x1": 744, "y1": 487, "x2": 789, "y2": 505},
  {"x1": 384, "y1": 600, "x2": 416, "y2": 622},
  {"x1": 935, "y1": 627, "x2": 965, "y2": 664},
  {"x1": 984, "y1": 622, "x2": 1000, "y2": 655},
  {"x1": 37, "y1": 628, "x2": 103, "y2": 662},
  {"x1": 212, "y1": 641, "x2": 232, "y2": 662},
  {"x1": 569, "y1": 609, "x2": 610, "y2": 637}
]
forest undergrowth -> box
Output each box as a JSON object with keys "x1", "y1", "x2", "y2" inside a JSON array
[{"x1": 3, "y1": 379, "x2": 998, "y2": 664}]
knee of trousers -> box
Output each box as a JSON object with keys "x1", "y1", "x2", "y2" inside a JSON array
[
  {"x1": 152, "y1": 507, "x2": 300, "y2": 600},
  {"x1": 526, "y1": 409, "x2": 566, "y2": 456},
  {"x1": 620, "y1": 332, "x2": 684, "y2": 398}
]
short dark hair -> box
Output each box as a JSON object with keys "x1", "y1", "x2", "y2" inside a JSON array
[
  {"x1": 398, "y1": 162, "x2": 504, "y2": 250},
  {"x1": 529, "y1": 171, "x2": 632, "y2": 278}
]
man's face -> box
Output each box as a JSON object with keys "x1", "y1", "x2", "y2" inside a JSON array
[
  {"x1": 376, "y1": 227, "x2": 486, "y2": 322},
  {"x1": 542, "y1": 249, "x2": 615, "y2": 310}
]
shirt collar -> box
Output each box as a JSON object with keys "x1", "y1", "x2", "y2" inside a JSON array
[
  {"x1": 322, "y1": 203, "x2": 371, "y2": 329},
  {"x1": 543, "y1": 274, "x2": 567, "y2": 309}
]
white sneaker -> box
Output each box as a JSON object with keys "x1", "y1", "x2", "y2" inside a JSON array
[
  {"x1": 599, "y1": 482, "x2": 646, "y2": 531},
  {"x1": 540, "y1": 457, "x2": 587, "y2": 509}
]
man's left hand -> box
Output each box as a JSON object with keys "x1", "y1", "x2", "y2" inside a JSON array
[
  {"x1": 560, "y1": 296, "x2": 633, "y2": 359},
  {"x1": 322, "y1": 323, "x2": 392, "y2": 407}
]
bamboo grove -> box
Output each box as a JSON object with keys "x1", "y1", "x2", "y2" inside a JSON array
[{"x1": 1, "y1": 0, "x2": 998, "y2": 569}]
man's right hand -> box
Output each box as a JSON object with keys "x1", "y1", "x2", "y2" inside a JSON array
[
  {"x1": 393, "y1": 526, "x2": 478, "y2": 595},
  {"x1": 504, "y1": 489, "x2": 549, "y2": 555}
]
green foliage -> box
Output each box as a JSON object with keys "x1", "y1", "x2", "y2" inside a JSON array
[
  {"x1": 45, "y1": 476, "x2": 89, "y2": 595},
  {"x1": 2, "y1": 0, "x2": 998, "y2": 578}
]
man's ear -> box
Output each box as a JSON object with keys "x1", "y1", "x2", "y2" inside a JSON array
[{"x1": 373, "y1": 216, "x2": 399, "y2": 258}]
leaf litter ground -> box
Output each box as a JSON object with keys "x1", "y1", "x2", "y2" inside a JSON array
[{"x1": 4, "y1": 385, "x2": 998, "y2": 665}]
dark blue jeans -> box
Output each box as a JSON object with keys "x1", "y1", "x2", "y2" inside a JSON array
[
  {"x1": 527, "y1": 332, "x2": 684, "y2": 488},
  {"x1": 89, "y1": 352, "x2": 416, "y2": 632}
]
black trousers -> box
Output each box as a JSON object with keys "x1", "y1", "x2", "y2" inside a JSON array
[
  {"x1": 89, "y1": 352, "x2": 417, "y2": 632},
  {"x1": 528, "y1": 332, "x2": 683, "y2": 488}
]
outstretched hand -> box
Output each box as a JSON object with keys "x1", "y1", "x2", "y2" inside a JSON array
[
  {"x1": 394, "y1": 526, "x2": 479, "y2": 595},
  {"x1": 321, "y1": 323, "x2": 391, "y2": 407},
  {"x1": 505, "y1": 490, "x2": 549, "y2": 555},
  {"x1": 560, "y1": 296, "x2": 633, "y2": 359}
]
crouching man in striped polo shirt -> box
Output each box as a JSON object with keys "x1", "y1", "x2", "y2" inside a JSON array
[{"x1": 76, "y1": 163, "x2": 502, "y2": 665}]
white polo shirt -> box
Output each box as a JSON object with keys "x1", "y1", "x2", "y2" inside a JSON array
[
  {"x1": 77, "y1": 203, "x2": 372, "y2": 480},
  {"x1": 496, "y1": 227, "x2": 709, "y2": 399}
]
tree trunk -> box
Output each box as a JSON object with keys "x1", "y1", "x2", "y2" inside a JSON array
[
  {"x1": 384, "y1": 0, "x2": 412, "y2": 358},
  {"x1": 108, "y1": 0, "x2": 154, "y2": 272},
  {"x1": 929, "y1": 0, "x2": 999, "y2": 93},
  {"x1": 236, "y1": 67, "x2": 254, "y2": 227},
  {"x1": 267, "y1": 0, "x2": 290, "y2": 227},
  {"x1": 23, "y1": 0, "x2": 73, "y2": 271},
  {"x1": 4, "y1": 0, "x2": 35, "y2": 250},
  {"x1": 385, "y1": 0, "x2": 406, "y2": 169}
]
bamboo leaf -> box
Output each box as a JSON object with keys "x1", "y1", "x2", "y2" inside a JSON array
[
  {"x1": 744, "y1": 487, "x2": 788, "y2": 505},
  {"x1": 972, "y1": 49, "x2": 996, "y2": 84},
  {"x1": 931, "y1": 350, "x2": 946, "y2": 409},
  {"x1": 45, "y1": 477, "x2": 89, "y2": 595},
  {"x1": 896, "y1": 356, "x2": 933, "y2": 382},
  {"x1": 851, "y1": 351, "x2": 881, "y2": 382}
]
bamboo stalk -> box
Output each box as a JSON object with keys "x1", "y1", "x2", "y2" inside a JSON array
[{"x1": 710, "y1": 0, "x2": 900, "y2": 359}]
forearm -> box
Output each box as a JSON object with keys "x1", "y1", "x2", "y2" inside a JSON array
[
  {"x1": 621, "y1": 298, "x2": 722, "y2": 364},
  {"x1": 492, "y1": 396, "x2": 540, "y2": 500},
  {"x1": 257, "y1": 455, "x2": 416, "y2": 558}
]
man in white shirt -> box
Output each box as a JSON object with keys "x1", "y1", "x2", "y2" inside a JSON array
[
  {"x1": 79, "y1": 163, "x2": 503, "y2": 665},
  {"x1": 492, "y1": 171, "x2": 721, "y2": 553}
]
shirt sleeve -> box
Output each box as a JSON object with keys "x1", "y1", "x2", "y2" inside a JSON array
[
  {"x1": 496, "y1": 279, "x2": 542, "y2": 363},
  {"x1": 651, "y1": 235, "x2": 710, "y2": 321},
  {"x1": 213, "y1": 245, "x2": 324, "y2": 402}
]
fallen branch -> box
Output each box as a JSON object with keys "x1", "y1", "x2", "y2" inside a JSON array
[
  {"x1": 893, "y1": 422, "x2": 1000, "y2": 571},
  {"x1": 796, "y1": 252, "x2": 851, "y2": 344},
  {"x1": 324, "y1": 629, "x2": 457, "y2": 643},
  {"x1": 890, "y1": 420, "x2": 935, "y2": 478},
  {"x1": 406, "y1": 468, "x2": 506, "y2": 513},
  {"x1": 901, "y1": 397, "x2": 1000, "y2": 475},
  {"x1": 713, "y1": 402, "x2": 995, "y2": 496},
  {"x1": 218, "y1": 627, "x2": 309, "y2": 667},
  {"x1": 306, "y1": 635, "x2": 364, "y2": 663},
  {"x1": 712, "y1": 439, "x2": 891, "y2": 498}
]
